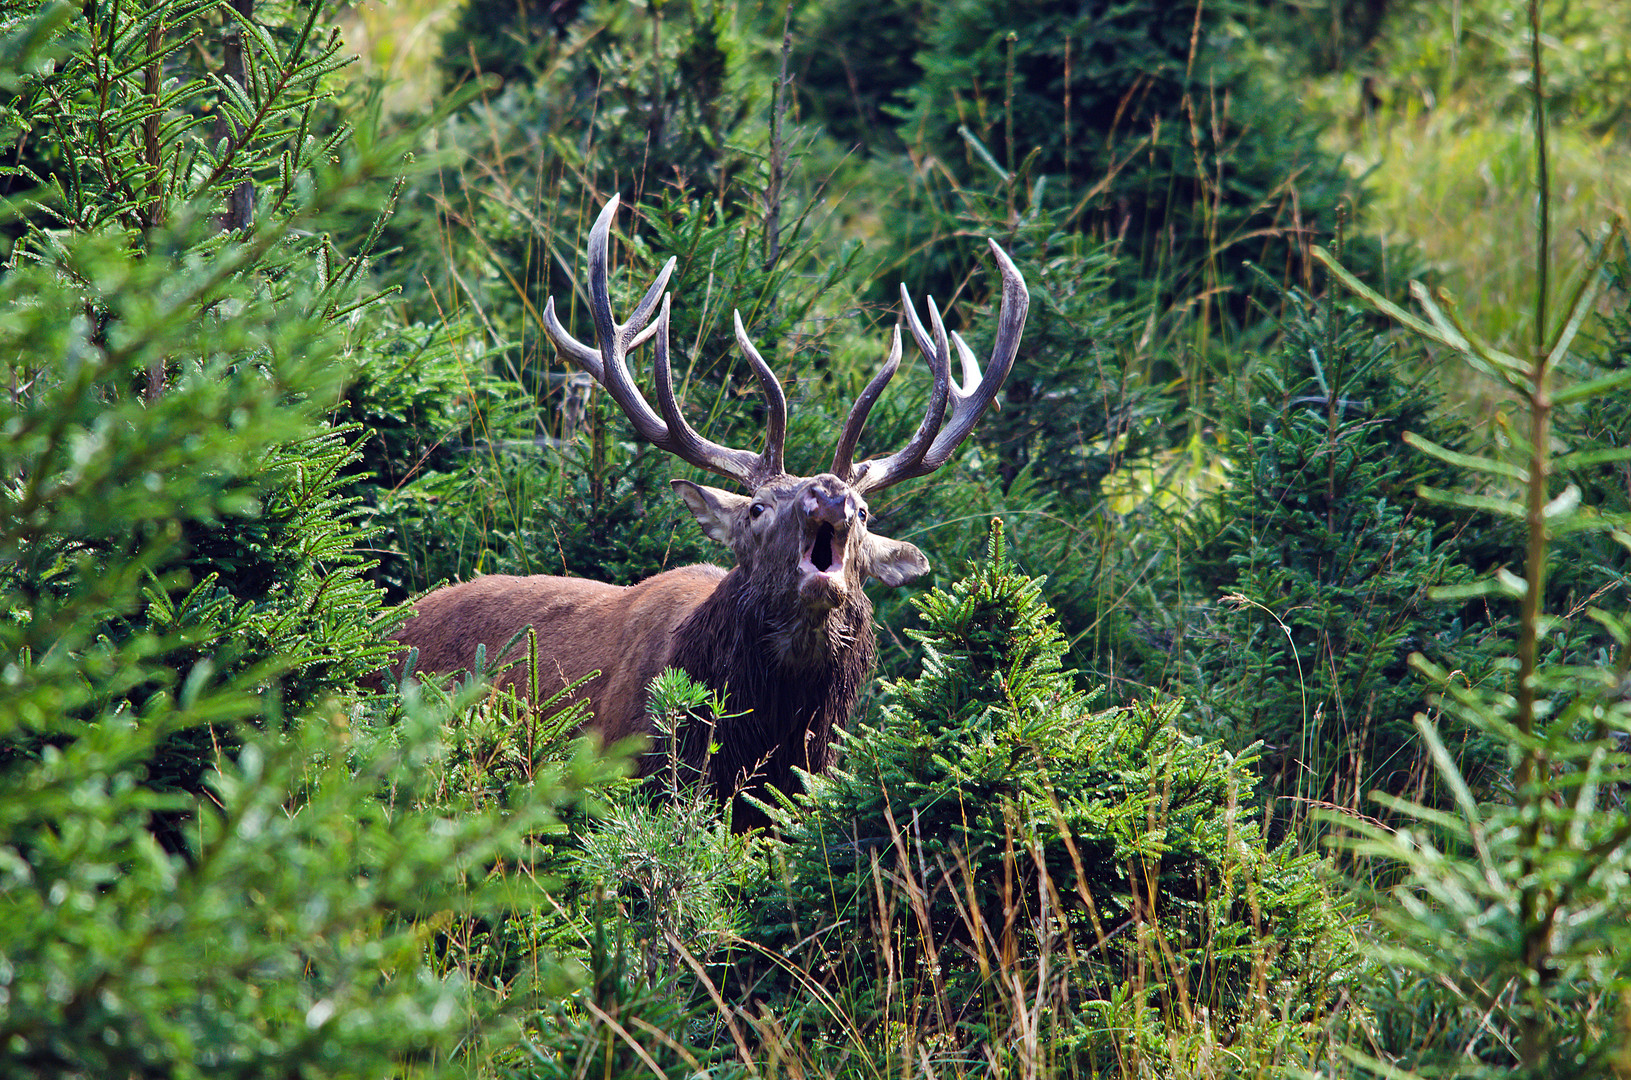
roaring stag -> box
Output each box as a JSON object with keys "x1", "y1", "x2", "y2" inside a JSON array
[{"x1": 391, "y1": 196, "x2": 1028, "y2": 826}]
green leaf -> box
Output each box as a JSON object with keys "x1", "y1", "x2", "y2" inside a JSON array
[
  {"x1": 1414, "y1": 484, "x2": 1527, "y2": 519},
  {"x1": 1543, "y1": 217, "x2": 1622, "y2": 366},
  {"x1": 1554, "y1": 443, "x2": 1631, "y2": 471},
  {"x1": 1551, "y1": 365, "x2": 1631, "y2": 406},
  {"x1": 1312, "y1": 246, "x2": 1438, "y2": 340},
  {"x1": 1428, "y1": 579, "x2": 1510, "y2": 602},
  {"x1": 1550, "y1": 508, "x2": 1631, "y2": 536},
  {"x1": 1542, "y1": 484, "x2": 1581, "y2": 519},
  {"x1": 1403, "y1": 430, "x2": 1527, "y2": 481}
]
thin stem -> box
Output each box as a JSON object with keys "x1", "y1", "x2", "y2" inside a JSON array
[
  {"x1": 142, "y1": 22, "x2": 164, "y2": 232},
  {"x1": 222, "y1": 0, "x2": 256, "y2": 232},
  {"x1": 144, "y1": 19, "x2": 166, "y2": 401},
  {"x1": 1004, "y1": 30, "x2": 1016, "y2": 222},
  {"x1": 1516, "y1": 2, "x2": 1556, "y2": 1068},
  {"x1": 1530, "y1": 0, "x2": 1549, "y2": 354},
  {"x1": 764, "y1": 0, "x2": 794, "y2": 270}
]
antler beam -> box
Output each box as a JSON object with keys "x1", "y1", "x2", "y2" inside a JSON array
[{"x1": 542, "y1": 195, "x2": 788, "y2": 488}]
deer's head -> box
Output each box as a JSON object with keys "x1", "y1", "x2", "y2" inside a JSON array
[
  {"x1": 542, "y1": 196, "x2": 1028, "y2": 618},
  {"x1": 673, "y1": 471, "x2": 926, "y2": 615}
]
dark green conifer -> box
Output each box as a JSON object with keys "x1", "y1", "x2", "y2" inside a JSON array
[
  {"x1": 742, "y1": 521, "x2": 1352, "y2": 1063},
  {"x1": 1180, "y1": 283, "x2": 1507, "y2": 830}
]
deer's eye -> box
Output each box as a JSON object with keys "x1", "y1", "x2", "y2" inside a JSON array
[
  {"x1": 750, "y1": 503, "x2": 767, "y2": 520},
  {"x1": 857, "y1": 507, "x2": 869, "y2": 525}
]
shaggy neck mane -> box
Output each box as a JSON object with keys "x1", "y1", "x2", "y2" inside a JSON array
[{"x1": 669, "y1": 566, "x2": 876, "y2": 826}]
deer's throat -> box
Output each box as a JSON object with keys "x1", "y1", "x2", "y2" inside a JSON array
[{"x1": 702, "y1": 566, "x2": 871, "y2": 669}]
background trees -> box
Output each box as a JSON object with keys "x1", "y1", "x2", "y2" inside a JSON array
[{"x1": 3, "y1": 0, "x2": 1629, "y2": 1074}]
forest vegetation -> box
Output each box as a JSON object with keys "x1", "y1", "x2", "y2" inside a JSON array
[{"x1": 2, "y1": 0, "x2": 1629, "y2": 1076}]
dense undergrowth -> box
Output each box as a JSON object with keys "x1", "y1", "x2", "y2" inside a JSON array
[{"x1": 2, "y1": 0, "x2": 1629, "y2": 1076}]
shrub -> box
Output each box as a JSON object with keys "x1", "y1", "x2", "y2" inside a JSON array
[
  {"x1": 1320, "y1": 233, "x2": 1631, "y2": 1079},
  {"x1": 1315, "y1": 13, "x2": 1631, "y2": 1055},
  {"x1": 392, "y1": 0, "x2": 762, "y2": 337},
  {"x1": 437, "y1": 0, "x2": 586, "y2": 91},
  {"x1": 0, "y1": 0, "x2": 428, "y2": 819},
  {"x1": 882, "y1": 0, "x2": 1369, "y2": 325},
  {"x1": 1179, "y1": 280, "x2": 1508, "y2": 833},
  {"x1": 0, "y1": 7, "x2": 627, "y2": 1074},
  {"x1": 332, "y1": 317, "x2": 550, "y2": 598},
  {"x1": 740, "y1": 522, "x2": 1356, "y2": 1069}
]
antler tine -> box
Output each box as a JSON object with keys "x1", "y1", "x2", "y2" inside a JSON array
[
  {"x1": 541, "y1": 297, "x2": 602, "y2": 379},
  {"x1": 731, "y1": 311, "x2": 789, "y2": 481},
  {"x1": 583, "y1": 197, "x2": 676, "y2": 447},
  {"x1": 842, "y1": 286, "x2": 952, "y2": 492},
  {"x1": 645, "y1": 300, "x2": 789, "y2": 486},
  {"x1": 543, "y1": 195, "x2": 673, "y2": 445},
  {"x1": 627, "y1": 263, "x2": 674, "y2": 350},
  {"x1": 920, "y1": 240, "x2": 1028, "y2": 467},
  {"x1": 542, "y1": 248, "x2": 674, "y2": 376},
  {"x1": 850, "y1": 239, "x2": 1029, "y2": 495},
  {"x1": 830, "y1": 324, "x2": 901, "y2": 480}
]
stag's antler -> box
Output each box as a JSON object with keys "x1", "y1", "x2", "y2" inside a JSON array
[
  {"x1": 542, "y1": 195, "x2": 789, "y2": 488},
  {"x1": 830, "y1": 242, "x2": 1029, "y2": 495},
  {"x1": 546, "y1": 196, "x2": 1027, "y2": 494}
]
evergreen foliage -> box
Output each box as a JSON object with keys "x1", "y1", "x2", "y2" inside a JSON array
[
  {"x1": 0, "y1": 8, "x2": 615, "y2": 1075},
  {"x1": 1316, "y1": 243, "x2": 1631, "y2": 1077},
  {"x1": 741, "y1": 522, "x2": 1354, "y2": 1063},
  {"x1": 333, "y1": 311, "x2": 713, "y2": 596},
  {"x1": 953, "y1": 205, "x2": 1160, "y2": 498},
  {"x1": 573, "y1": 669, "x2": 757, "y2": 979},
  {"x1": 1546, "y1": 241, "x2": 1631, "y2": 657},
  {"x1": 438, "y1": 0, "x2": 586, "y2": 90},
  {"x1": 833, "y1": 182, "x2": 1173, "y2": 685},
  {"x1": 792, "y1": 0, "x2": 923, "y2": 156},
  {"x1": 0, "y1": 0, "x2": 414, "y2": 824},
  {"x1": 1180, "y1": 283, "x2": 1507, "y2": 828},
  {"x1": 1315, "y1": 11, "x2": 1631, "y2": 1049},
  {"x1": 501, "y1": 905, "x2": 733, "y2": 1079},
  {"x1": 331, "y1": 319, "x2": 540, "y2": 599},
  {"x1": 5, "y1": 0, "x2": 358, "y2": 240},
  {"x1": 878, "y1": 0, "x2": 1369, "y2": 321},
  {"x1": 395, "y1": 1, "x2": 762, "y2": 334}
]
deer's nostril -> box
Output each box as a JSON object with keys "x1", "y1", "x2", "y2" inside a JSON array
[{"x1": 805, "y1": 487, "x2": 849, "y2": 524}]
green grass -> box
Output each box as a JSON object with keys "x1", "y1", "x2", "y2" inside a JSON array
[
  {"x1": 1334, "y1": 95, "x2": 1626, "y2": 348},
  {"x1": 1275, "y1": 0, "x2": 1631, "y2": 412}
]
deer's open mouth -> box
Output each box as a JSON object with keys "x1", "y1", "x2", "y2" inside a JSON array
[{"x1": 801, "y1": 522, "x2": 844, "y2": 579}]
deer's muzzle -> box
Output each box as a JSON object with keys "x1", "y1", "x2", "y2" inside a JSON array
[{"x1": 798, "y1": 480, "x2": 856, "y2": 608}]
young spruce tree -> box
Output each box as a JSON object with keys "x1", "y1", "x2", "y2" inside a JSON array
[
  {"x1": 741, "y1": 521, "x2": 1354, "y2": 1068},
  {"x1": 1181, "y1": 282, "x2": 1507, "y2": 835}
]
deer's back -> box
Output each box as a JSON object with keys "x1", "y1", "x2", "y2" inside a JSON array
[{"x1": 393, "y1": 565, "x2": 728, "y2": 741}]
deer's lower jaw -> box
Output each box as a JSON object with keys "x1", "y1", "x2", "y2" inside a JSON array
[{"x1": 798, "y1": 569, "x2": 848, "y2": 611}]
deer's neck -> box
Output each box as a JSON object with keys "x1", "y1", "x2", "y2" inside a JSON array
[
  {"x1": 682, "y1": 566, "x2": 875, "y2": 676},
  {"x1": 670, "y1": 568, "x2": 877, "y2": 813}
]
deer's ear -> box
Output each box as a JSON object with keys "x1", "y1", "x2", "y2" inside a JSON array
[
  {"x1": 672, "y1": 479, "x2": 750, "y2": 546},
  {"x1": 862, "y1": 534, "x2": 930, "y2": 586}
]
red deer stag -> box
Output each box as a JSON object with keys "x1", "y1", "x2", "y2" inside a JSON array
[{"x1": 391, "y1": 195, "x2": 1028, "y2": 827}]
